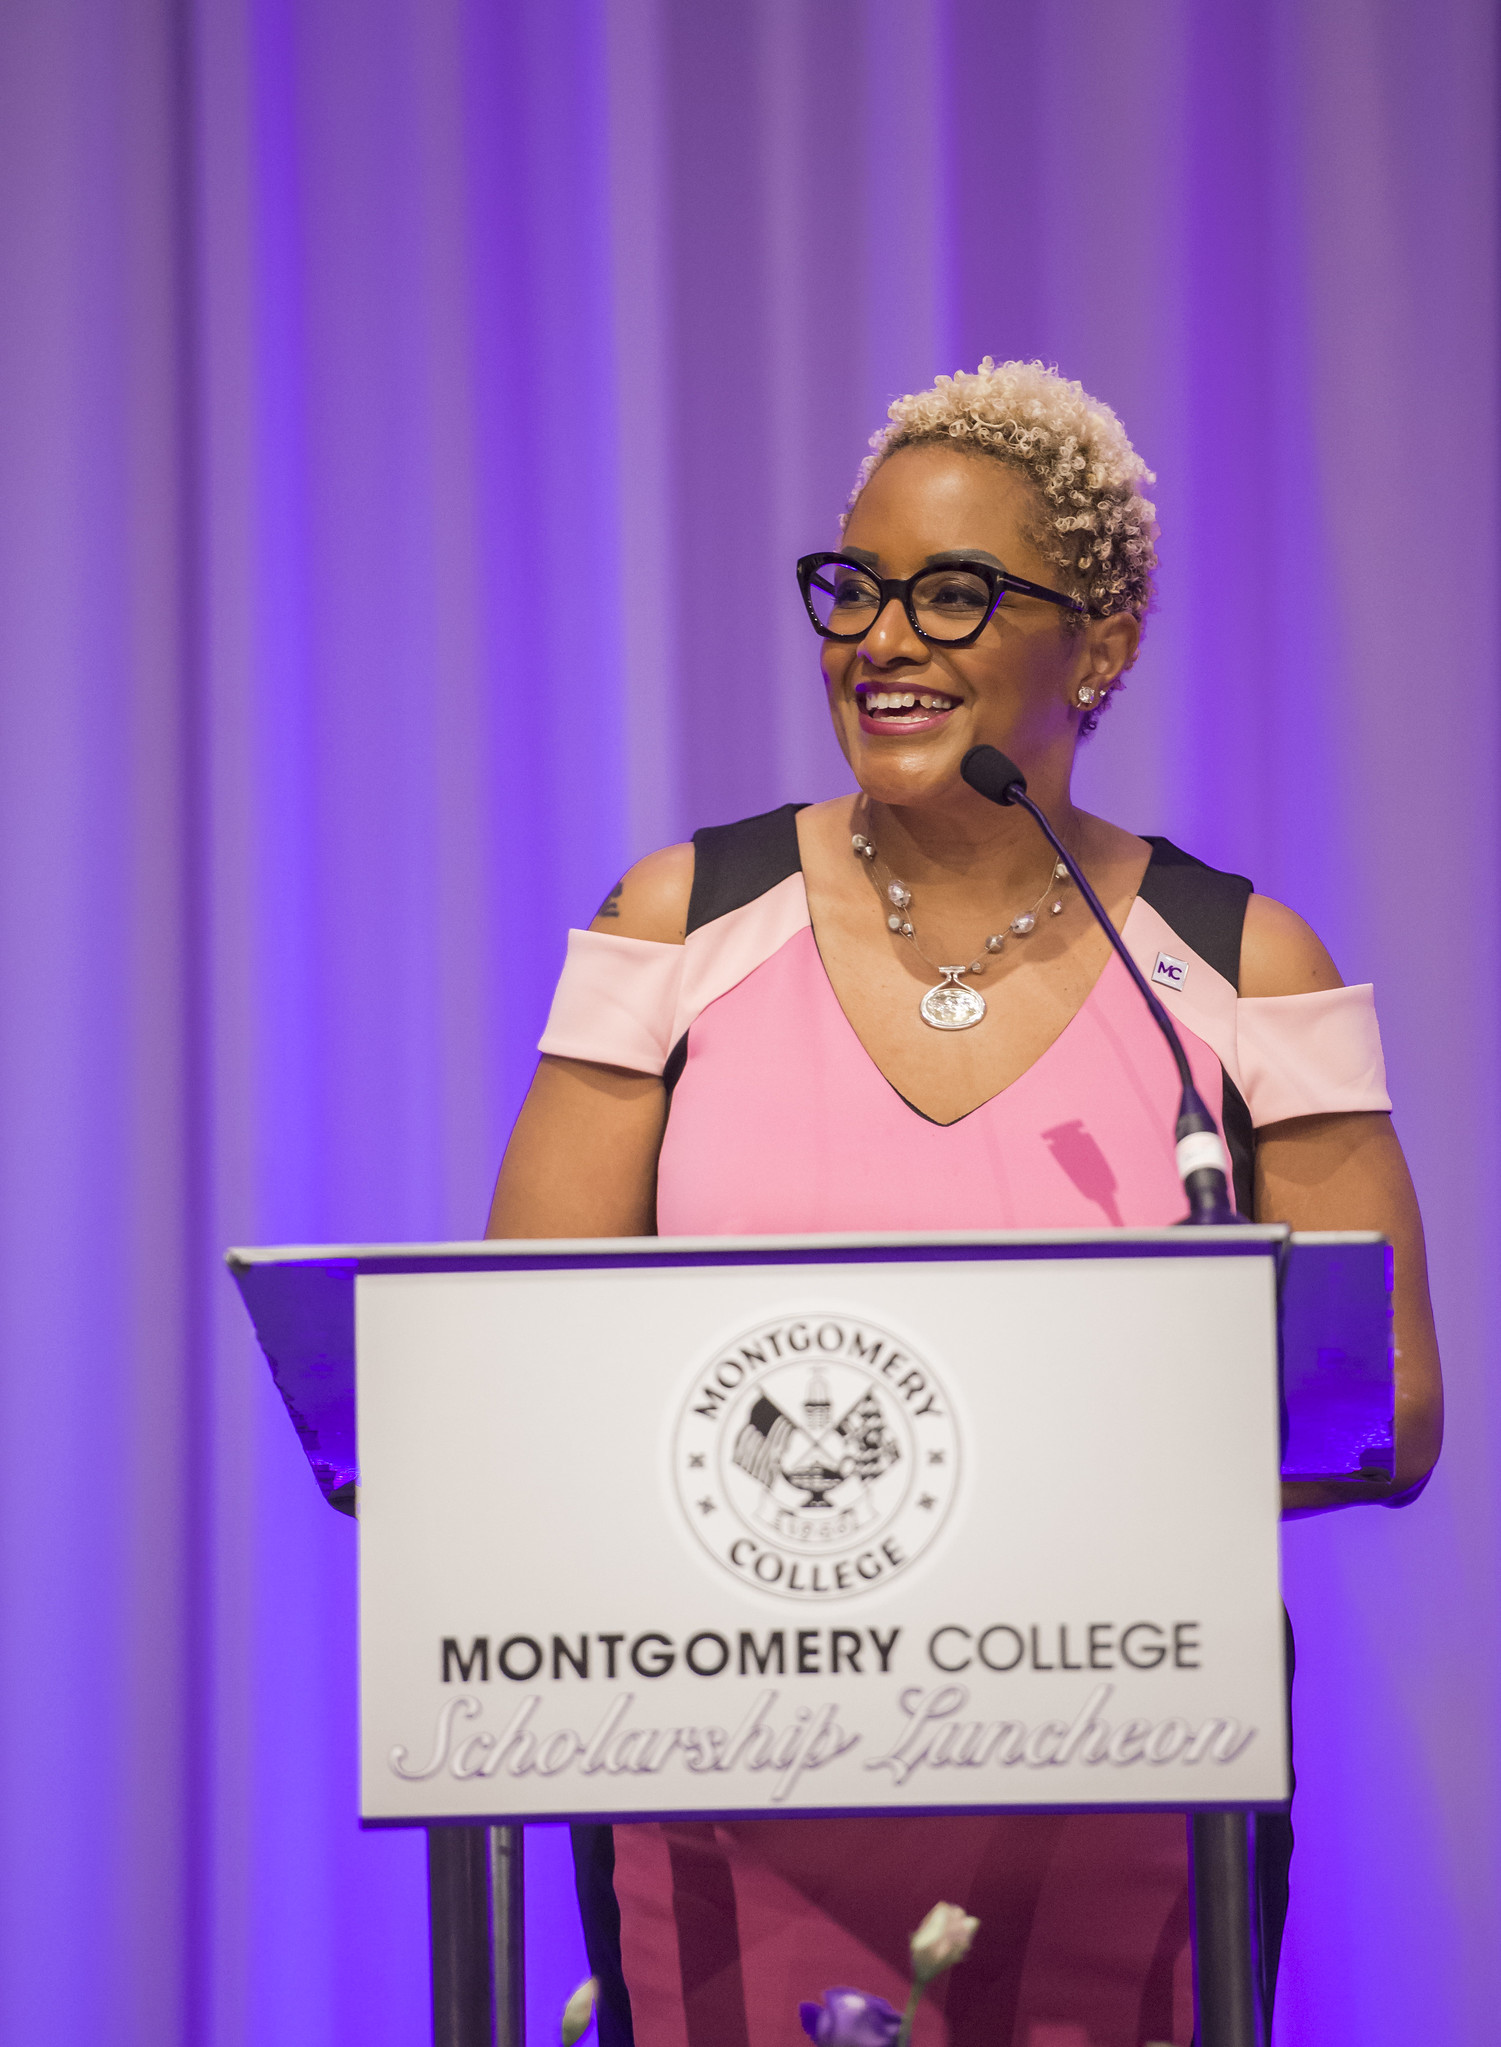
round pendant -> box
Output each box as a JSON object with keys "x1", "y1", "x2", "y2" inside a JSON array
[{"x1": 920, "y1": 974, "x2": 987, "y2": 1031}]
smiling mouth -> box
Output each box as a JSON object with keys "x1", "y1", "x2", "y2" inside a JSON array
[{"x1": 856, "y1": 687, "x2": 961, "y2": 725}]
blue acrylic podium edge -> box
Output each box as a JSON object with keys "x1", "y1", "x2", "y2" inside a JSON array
[{"x1": 225, "y1": 1225, "x2": 1395, "y2": 1515}]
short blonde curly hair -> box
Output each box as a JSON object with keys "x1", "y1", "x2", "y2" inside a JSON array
[{"x1": 848, "y1": 358, "x2": 1159, "y2": 627}]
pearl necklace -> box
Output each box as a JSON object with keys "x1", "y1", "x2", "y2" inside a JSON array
[{"x1": 851, "y1": 826, "x2": 1072, "y2": 1031}]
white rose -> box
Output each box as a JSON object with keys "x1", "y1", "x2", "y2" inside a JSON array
[
  {"x1": 561, "y1": 1975, "x2": 597, "y2": 2046},
  {"x1": 909, "y1": 1901, "x2": 980, "y2": 1985}
]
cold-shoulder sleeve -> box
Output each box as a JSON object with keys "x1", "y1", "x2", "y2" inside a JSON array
[
  {"x1": 1235, "y1": 983, "x2": 1391, "y2": 1127},
  {"x1": 537, "y1": 929, "x2": 685, "y2": 1075},
  {"x1": 537, "y1": 867, "x2": 812, "y2": 1078}
]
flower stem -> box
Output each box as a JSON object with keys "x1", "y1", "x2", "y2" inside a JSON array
[{"x1": 895, "y1": 1984, "x2": 921, "y2": 2047}]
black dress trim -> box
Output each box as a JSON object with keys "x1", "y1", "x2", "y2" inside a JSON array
[
  {"x1": 661, "y1": 1033, "x2": 689, "y2": 1101},
  {"x1": 570, "y1": 1822, "x2": 634, "y2": 2047},
  {"x1": 1136, "y1": 838, "x2": 1256, "y2": 1213},
  {"x1": 1222, "y1": 1071, "x2": 1256, "y2": 1219},
  {"x1": 1137, "y1": 836, "x2": 1253, "y2": 989},
  {"x1": 685, "y1": 803, "x2": 805, "y2": 935},
  {"x1": 682, "y1": 818, "x2": 1251, "y2": 987},
  {"x1": 667, "y1": 803, "x2": 806, "y2": 1101}
]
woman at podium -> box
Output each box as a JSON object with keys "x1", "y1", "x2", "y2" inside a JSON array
[{"x1": 488, "y1": 360, "x2": 1441, "y2": 2047}]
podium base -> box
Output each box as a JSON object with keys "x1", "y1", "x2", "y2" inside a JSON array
[
  {"x1": 426, "y1": 1813, "x2": 1267, "y2": 2043},
  {"x1": 428, "y1": 1824, "x2": 524, "y2": 2047},
  {"x1": 1190, "y1": 1811, "x2": 1265, "y2": 2046}
]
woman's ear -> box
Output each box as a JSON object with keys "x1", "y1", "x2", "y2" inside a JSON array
[{"x1": 1088, "y1": 611, "x2": 1141, "y2": 683}]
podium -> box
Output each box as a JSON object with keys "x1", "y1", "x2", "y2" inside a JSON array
[{"x1": 229, "y1": 1226, "x2": 1394, "y2": 2047}]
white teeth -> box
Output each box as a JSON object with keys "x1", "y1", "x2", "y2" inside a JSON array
[{"x1": 860, "y1": 690, "x2": 958, "y2": 714}]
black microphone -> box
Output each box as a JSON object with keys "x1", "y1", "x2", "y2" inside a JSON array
[{"x1": 960, "y1": 745, "x2": 1237, "y2": 1226}]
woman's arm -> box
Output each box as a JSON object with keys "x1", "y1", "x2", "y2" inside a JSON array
[
  {"x1": 1240, "y1": 895, "x2": 1443, "y2": 1508},
  {"x1": 484, "y1": 844, "x2": 693, "y2": 1240}
]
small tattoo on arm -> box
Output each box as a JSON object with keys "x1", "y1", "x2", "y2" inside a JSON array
[{"x1": 596, "y1": 879, "x2": 625, "y2": 919}]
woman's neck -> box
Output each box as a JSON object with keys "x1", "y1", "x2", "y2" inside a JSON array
[{"x1": 856, "y1": 783, "x2": 1085, "y2": 894}]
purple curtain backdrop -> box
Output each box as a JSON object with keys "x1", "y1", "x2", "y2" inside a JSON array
[{"x1": 0, "y1": 1, "x2": 1496, "y2": 2042}]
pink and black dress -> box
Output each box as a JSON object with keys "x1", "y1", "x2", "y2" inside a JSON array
[{"x1": 539, "y1": 805, "x2": 1390, "y2": 2047}]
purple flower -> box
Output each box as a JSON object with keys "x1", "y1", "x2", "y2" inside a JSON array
[{"x1": 798, "y1": 1988, "x2": 902, "y2": 2046}]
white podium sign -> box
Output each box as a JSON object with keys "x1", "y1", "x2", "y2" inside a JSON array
[{"x1": 356, "y1": 1233, "x2": 1289, "y2": 1823}]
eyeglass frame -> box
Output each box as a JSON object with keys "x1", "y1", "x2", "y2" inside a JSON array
[{"x1": 796, "y1": 551, "x2": 1086, "y2": 649}]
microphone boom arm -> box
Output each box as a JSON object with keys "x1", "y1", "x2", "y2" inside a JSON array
[{"x1": 960, "y1": 745, "x2": 1237, "y2": 1227}]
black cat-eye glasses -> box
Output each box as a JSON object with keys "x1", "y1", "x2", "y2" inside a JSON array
[{"x1": 797, "y1": 553, "x2": 1085, "y2": 649}]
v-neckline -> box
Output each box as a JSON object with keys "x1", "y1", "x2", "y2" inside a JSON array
[{"x1": 792, "y1": 812, "x2": 1153, "y2": 1129}]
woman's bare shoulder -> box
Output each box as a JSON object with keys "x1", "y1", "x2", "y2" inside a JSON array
[
  {"x1": 1073, "y1": 812, "x2": 1153, "y2": 901},
  {"x1": 1239, "y1": 894, "x2": 1344, "y2": 996},
  {"x1": 1081, "y1": 814, "x2": 1153, "y2": 864},
  {"x1": 588, "y1": 843, "x2": 695, "y2": 943},
  {"x1": 794, "y1": 794, "x2": 858, "y2": 853}
]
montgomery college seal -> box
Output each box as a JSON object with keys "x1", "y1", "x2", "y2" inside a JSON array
[{"x1": 672, "y1": 1312, "x2": 959, "y2": 1601}]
